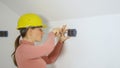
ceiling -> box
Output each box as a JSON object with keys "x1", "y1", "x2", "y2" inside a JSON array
[{"x1": 0, "y1": 0, "x2": 120, "y2": 21}]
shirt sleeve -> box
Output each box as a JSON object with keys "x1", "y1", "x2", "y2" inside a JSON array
[{"x1": 22, "y1": 32, "x2": 56, "y2": 59}]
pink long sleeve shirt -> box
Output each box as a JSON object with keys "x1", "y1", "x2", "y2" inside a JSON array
[{"x1": 15, "y1": 32, "x2": 55, "y2": 68}]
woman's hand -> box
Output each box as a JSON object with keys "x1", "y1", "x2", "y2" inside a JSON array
[
  {"x1": 52, "y1": 28, "x2": 61, "y2": 37},
  {"x1": 52, "y1": 25, "x2": 70, "y2": 43},
  {"x1": 59, "y1": 25, "x2": 70, "y2": 43}
]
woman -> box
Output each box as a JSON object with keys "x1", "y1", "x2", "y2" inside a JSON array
[{"x1": 11, "y1": 13, "x2": 69, "y2": 68}]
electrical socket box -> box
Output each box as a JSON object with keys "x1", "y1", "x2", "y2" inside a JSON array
[
  {"x1": 67, "y1": 29, "x2": 77, "y2": 37},
  {"x1": 0, "y1": 31, "x2": 8, "y2": 37}
]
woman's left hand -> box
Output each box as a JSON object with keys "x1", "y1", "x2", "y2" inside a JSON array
[{"x1": 59, "y1": 25, "x2": 70, "y2": 43}]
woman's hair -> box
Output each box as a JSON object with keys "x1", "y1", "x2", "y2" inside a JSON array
[
  {"x1": 11, "y1": 26, "x2": 42, "y2": 66},
  {"x1": 11, "y1": 28, "x2": 29, "y2": 66}
]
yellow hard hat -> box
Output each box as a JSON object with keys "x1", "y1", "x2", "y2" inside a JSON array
[{"x1": 17, "y1": 13, "x2": 47, "y2": 29}]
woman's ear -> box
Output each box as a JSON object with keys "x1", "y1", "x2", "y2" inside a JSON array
[{"x1": 27, "y1": 28, "x2": 33, "y2": 37}]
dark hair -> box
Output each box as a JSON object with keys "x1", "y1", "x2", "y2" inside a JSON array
[
  {"x1": 11, "y1": 26, "x2": 42, "y2": 66},
  {"x1": 11, "y1": 28, "x2": 28, "y2": 66}
]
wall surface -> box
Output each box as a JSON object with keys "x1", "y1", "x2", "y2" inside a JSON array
[
  {"x1": 0, "y1": 2, "x2": 18, "y2": 68},
  {"x1": 1, "y1": 0, "x2": 120, "y2": 21},
  {"x1": 0, "y1": 2, "x2": 120, "y2": 68},
  {"x1": 48, "y1": 14, "x2": 120, "y2": 68}
]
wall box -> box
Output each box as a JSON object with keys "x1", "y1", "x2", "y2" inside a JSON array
[
  {"x1": 67, "y1": 29, "x2": 77, "y2": 37},
  {"x1": 0, "y1": 31, "x2": 8, "y2": 37}
]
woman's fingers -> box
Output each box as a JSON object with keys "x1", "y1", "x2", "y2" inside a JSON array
[
  {"x1": 52, "y1": 25, "x2": 71, "y2": 41},
  {"x1": 59, "y1": 25, "x2": 71, "y2": 42},
  {"x1": 60, "y1": 25, "x2": 66, "y2": 32},
  {"x1": 62, "y1": 25, "x2": 67, "y2": 31},
  {"x1": 60, "y1": 25, "x2": 68, "y2": 35},
  {"x1": 52, "y1": 28, "x2": 60, "y2": 36}
]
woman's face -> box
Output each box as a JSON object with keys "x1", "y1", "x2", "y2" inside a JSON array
[{"x1": 31, "y1": 27, "x2": 44, "y2": 42}]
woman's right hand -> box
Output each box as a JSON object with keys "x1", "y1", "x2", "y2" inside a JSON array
[
  {"x1": 52, "y1": 25, "x2": 70, "y2": 42},
  {"x1": 59, "y1": 25, "x2": 70, "y2": 43},
  {"x1": 52, "y1": 28, "x2": 61, "y2": 37}
]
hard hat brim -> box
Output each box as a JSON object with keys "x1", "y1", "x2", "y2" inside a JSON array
[{"x1": 17, "y1": 24, "x2": 47, "y2": 30}]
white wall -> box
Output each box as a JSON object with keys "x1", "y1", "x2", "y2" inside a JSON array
[
  {"x1": 48, "y1": 14, "x2": 120, "y2": 68},
  {"x1": 1, "y1": 0, "x2": 120, "y2": 21},
  {"x1": 0, "y1": 2, "x2": 18, "y2": 68},
  {"x1": 0, "y1": 1, "x2": 120, "y2": 68}
]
